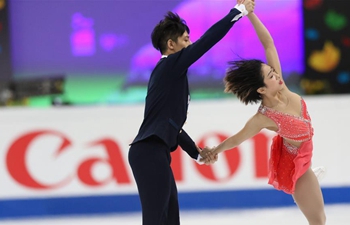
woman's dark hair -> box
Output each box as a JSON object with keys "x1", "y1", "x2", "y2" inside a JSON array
[
  {"x1": 224, "y1": 59, "x2": 265, "y2": 105},
  {"x1": 151, "y1": 11, "x2": 190, "y2": 54}
]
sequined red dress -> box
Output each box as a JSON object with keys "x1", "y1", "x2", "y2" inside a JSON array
[{"x1": 258, "y1": 98, "x2": 314, "y2": 194}]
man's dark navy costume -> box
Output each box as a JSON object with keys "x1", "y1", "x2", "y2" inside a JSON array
[{"x1": 128, "y1": 6, "x2": 246, "y2": 225}]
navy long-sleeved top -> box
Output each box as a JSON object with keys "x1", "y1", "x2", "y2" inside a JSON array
[{"x1": 131, "y1": 8, "x2": 244, "y2": 159}]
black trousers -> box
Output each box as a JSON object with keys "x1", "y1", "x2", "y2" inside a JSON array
[{"x1": 128, "y1": 136, "x2": 179, "y2": 225}]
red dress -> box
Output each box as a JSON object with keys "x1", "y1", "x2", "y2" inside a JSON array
[{"x1": 258, "y1": 98, "x2": 314, "y2": 194}]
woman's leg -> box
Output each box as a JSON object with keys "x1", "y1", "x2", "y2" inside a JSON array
[{"x1": 292, "y1": 168, "x2": 326, "y2": 225}]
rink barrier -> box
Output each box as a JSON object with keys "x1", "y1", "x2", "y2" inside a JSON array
[
  {"x1": 0, "y1": 186, "x2": 349, "y2": 220},
  {"x1": 1, "y1": 96, "x2": 350, "y2": 220}
]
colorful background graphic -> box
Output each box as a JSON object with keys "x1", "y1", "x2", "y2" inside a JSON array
[
  {"x1": 303, "y1": 0, "x2": 350, "y2": 94},
  {"x1": 6, "y1": 0, "x2": 303, "y2": 106},
  {"x1": 127, "y1": 1, "x2": 303, "y2": 89},
  {"x1": 2, "y1": 0, "x2": 349, "y2": 106}
]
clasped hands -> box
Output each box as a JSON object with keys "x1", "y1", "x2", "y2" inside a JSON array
[
  {"x1": 238, "y1": 0, "x2": 255, "y2": 14},
  {"x1": 198, "y1": 146, "x2": 218, "y2": 165}
]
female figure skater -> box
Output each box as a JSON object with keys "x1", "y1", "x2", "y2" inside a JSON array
[{"x1": 202, "y1": 11, "x2": 326, "y2": 225}]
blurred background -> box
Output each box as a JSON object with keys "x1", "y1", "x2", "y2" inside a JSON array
[
  {"x1": 1, "y1": 0, "x2": 349, "y2": 106},
  {"x1": 0, "y1": 0, "x2": 349, "y2": 224}
]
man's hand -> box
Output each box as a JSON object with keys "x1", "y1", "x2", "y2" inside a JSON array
[{"x1": 199, "y1": 146, "x2": 218, "y2": 165}]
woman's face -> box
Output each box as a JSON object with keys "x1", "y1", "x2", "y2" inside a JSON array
[{"x1": 261, "y1": 63, "x2": 284, "y2": 94}]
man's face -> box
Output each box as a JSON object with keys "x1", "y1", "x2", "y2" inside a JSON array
[{"x1": 173, "y1": 31, "x2": 192, "y2": 52}]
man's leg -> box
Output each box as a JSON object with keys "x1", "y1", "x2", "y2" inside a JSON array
[
  {"x1": 129, "y1": 137, "x2": 175, "y2": 225},
  {"x1": 166, "y1": 170, "x2": 180, "y2": 225}
]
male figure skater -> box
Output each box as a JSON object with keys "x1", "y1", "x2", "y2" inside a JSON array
[{"x1": 128, "y1": 1, "x2": 255, "y2": 224}]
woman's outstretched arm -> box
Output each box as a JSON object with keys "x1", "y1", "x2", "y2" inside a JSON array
[{"x1": 248, "y1": 13, "x2": 283, "y2": 79}]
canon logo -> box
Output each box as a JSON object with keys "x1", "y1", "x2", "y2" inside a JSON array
[{"x1": 5, "y1": 130, "x2": 270, "y2": 190}]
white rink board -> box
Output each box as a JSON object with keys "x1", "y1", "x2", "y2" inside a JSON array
[
  {"x1": 0, "y1": 95, "x2": 349, "y2": 219},
  {"x1": 0, "y1": 95, "x2": 349, "y2": 199}
]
